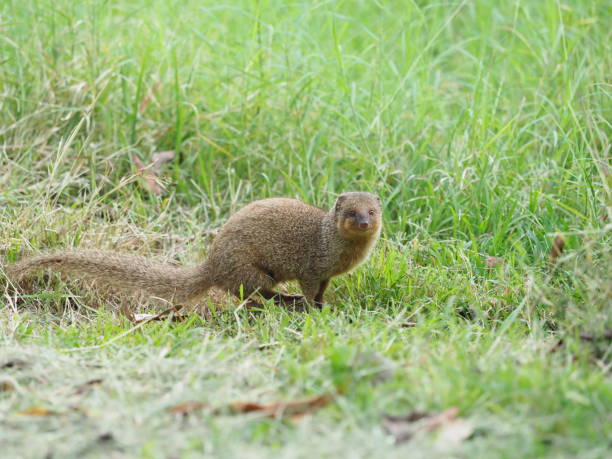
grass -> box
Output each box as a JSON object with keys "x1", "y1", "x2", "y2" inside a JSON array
[{"x1": 1, "y1": 0, "x2": 610, "y2": 457}]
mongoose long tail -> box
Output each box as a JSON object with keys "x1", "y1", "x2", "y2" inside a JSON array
[{"x1": 6, "y1": 251, "x2": 212, "y2": 302}]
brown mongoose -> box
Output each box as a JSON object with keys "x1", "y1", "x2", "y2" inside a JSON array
[{"x1": 7, "y1": 192, "x2": 382, "y2": 307}]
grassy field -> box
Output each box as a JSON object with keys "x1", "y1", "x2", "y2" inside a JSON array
[{"x1": 1, "y1": 0, "x2": 610, "y2": 457}]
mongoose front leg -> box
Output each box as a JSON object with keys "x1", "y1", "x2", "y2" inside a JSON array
[
  {"x1": 314, "y1": 279, "x2": 329, "y2": 307},
  {"x1": 298, "y1": 278, "x2": 327, "y2": 307}
]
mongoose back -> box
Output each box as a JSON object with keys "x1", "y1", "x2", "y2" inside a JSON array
[{"x1": 7, "y1": 192, "x2": 382, "y2": 306}]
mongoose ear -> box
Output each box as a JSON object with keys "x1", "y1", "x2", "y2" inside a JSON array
[{"x1": 334, "y1": 194, "x2": 347, "y2": 212}]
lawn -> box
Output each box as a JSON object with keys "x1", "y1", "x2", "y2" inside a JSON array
[{"x1": 1, "y1": 0, "x2": 610, "y2": 457}]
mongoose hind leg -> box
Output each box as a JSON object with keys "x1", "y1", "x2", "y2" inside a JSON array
[
  {"x1": 224, "y1": 264, "x2": 279, "y2": 303},
  {"x1": 224, "y1": 264, "x2": 308, "y2": 309},
  {"x1": 255, "y1": 289, "x2": 304, "y2": 307},
  {"x1": 244, "y1": 292, "x2": 306, "y2": 314}
]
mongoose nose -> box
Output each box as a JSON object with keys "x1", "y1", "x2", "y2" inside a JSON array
[{"x1": 359, "y1": 222, "x2": 369, "y2": 230}]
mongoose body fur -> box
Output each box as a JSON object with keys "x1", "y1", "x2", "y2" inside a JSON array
[{"x1": 7, "y1": 192, "x2": 382, "y2": 306}]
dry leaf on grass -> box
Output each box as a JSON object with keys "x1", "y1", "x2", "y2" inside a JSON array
[
  {"x1": 73, "y1": 378, "x2": 103, "y2": 395},
  {"x1": 383, "y1": 407, "x2": 473, "y2": 445},
  {"x1": 169, "y1": 401, "x2": 210, "y2": 416},
  {"x1": 132, "y1": 154, "x2": 161, "y2": 194},
  {"x1": 436, "y1": 418, "x2": 475, "y2": 446},
  {"x1": 18, "y1": 407, "x2": 58, "y2": 416},
  {"x1": 18, "y1": 406, "x2": 89, "y2": 417},
  {"x1": 131, "y1": 308, "x2": 186, "y2": 324},
  {"x1": 228, "y1": 394, "x2": 332, "y2": 421},
  {"x1": 549, "y1": 235, "x2": 565, "y2": 265},
  {"x1": 485, "y1": 256, "x2": 505, "y2": 269},
  {"x1": 0, "y1": 380, "x2": 16, "y2": 391},
  {"x1": 150, "y1": 151, "x2": 175, "y2": 172},
  {"x1": 126, "y1": 304, "x2": 185, "y2": 324},
  {"x1": 169, "y1": 394, "x2": 332, "y2": 422},
  {"x1": 131, "y1": 151, "x2": 175, "y2": 194}
]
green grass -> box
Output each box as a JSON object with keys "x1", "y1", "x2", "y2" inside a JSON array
[{"x1": 1, "y1": 0, "x2": 610, "y2": 457}]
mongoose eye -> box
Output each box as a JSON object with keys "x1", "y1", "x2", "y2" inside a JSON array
[
  {"x1": 347, "y1": 210, "x2": 357, "y2": 218},
  {"x1": 368, "y1": 210, "x2": 375, "y2": 216}
]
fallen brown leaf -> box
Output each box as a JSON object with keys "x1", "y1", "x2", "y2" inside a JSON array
[
  {"x1": 0, "y1": 380, "x2": 16, "y2": 391},
  {"x1": 73, "y1": 378, "x2": 103, "y2": 395},
  {"x1": 131, "y1": 154, "x2": 146, "y2": 171},
  {"x1": 131, "y1": 307, "x2": 186, "y2": 324},
  {"x1": 420, "y1": 407, "x2": 459, "y2": 432},
  {"x1": 150, "y1": 150, "x2": 175, "y2": 173},
  {"x1": 18, "y1": 407, "x2": 57, "y2": 416},
  {"x1": 436, "y1": 418, "x2": 475, "y2": 446},
  {"x1": 228, "y1": 394, "x2": 332, "y2": 421},
  {"x1": 132, "y1": 153, "x2": 169, "y2": 195},
  {"x1": 485, "y1": 256, "x2": 504, "y2": 269},
  {"x1": 383, "y1": 407, "x2": 472, "y2": 444},
  {"x1": 132, "y1": 313, "x2": 159, "y2": 322},
  {"x1": 168, "y1": 394, "x2": 332, "y2": 421},
  {"x1": 549, "y1": 235, "x2": 565, "y2": 265},
  {"x1": 169, "y1": 401, "x2": 209, "y2": 416}
]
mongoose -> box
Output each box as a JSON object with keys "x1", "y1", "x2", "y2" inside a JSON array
[{"x1": 7, "y1": 192, "x2": 382, "y2": 307}]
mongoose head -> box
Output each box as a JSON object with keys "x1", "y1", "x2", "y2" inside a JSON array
[{"x1": 333, "y1": 192, "x2": 382, "y2": 239}]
